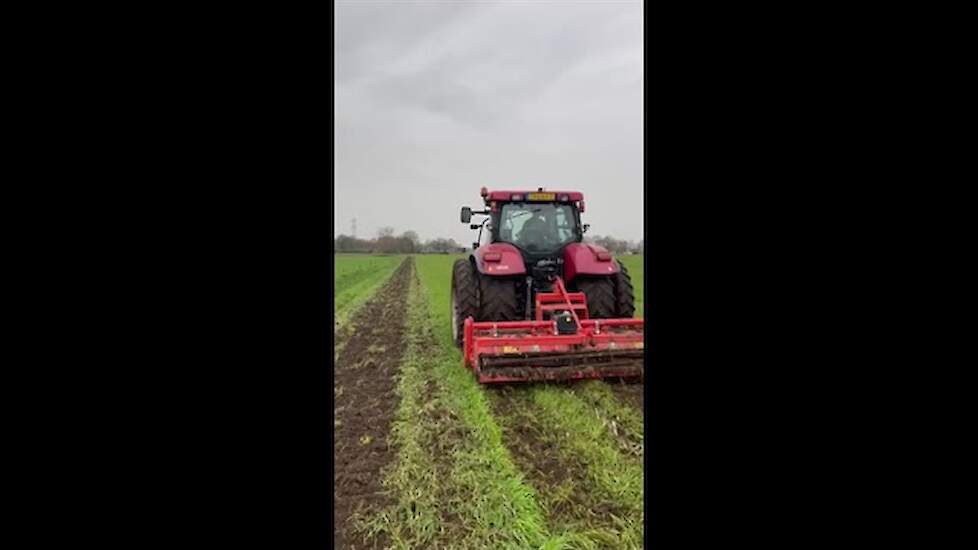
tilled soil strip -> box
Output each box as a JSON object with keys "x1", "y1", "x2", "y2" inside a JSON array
[
  {"x1": 355, "y1": 271, "x2": 470, "y2": 549},
  {"x1": 573, "y1": 382, "x2": 645, "y2": 458},
  {"x1": 488, "y1": 387, "x2": 635, "y2": 549},
  {"x1": 334, "y1": 257, "x2": 413, "y2": 550},
  {"x1": 607, "y1": 380, "x2": 645, "y2": 413},
  {"x1": 363, "y1": 267, "x2": 556, "y2": 550}
]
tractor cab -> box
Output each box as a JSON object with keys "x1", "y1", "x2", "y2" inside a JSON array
[
  {"x1": 461, "y1": 187, "x2": 588, "y2": 280},
  {"x1": 495, "y1": 200, "x2": 581, "y2": 253},
  {"x1": 461, "y1": 187, "x2": 586, "y2": 241}
]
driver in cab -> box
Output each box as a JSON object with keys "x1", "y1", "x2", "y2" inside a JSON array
[{"x1": 517, "y1": 211, "x2": 552, "y2": 249}]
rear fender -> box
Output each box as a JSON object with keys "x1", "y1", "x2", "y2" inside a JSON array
[
  {"x1": 563, "y1": 242, "x2": 620, "y2": 283},
  {"x1": 472, "y1": 243, "x2": 526, "y2": 276}
]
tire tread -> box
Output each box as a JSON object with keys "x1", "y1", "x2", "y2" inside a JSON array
[
  {"x1": 613, "y1": 261, "x2": 636, "y2": 318},
  {"x1": 478, "y1": 274, "x2": 519, "y2": 321},
  {"x1": 452, "y1": 259, "x2": 479, "y2": 347},
  {"x1": 577, "y1": 277, "x2": 616, "y2": 319}
]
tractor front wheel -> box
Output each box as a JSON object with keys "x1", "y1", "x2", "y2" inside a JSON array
[{"x1": 451, "y1": 259, "x2": 478, "y2": 348}]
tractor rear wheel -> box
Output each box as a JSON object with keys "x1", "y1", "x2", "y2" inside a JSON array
[
  {"x1": 478, "y1": 274, "x2": 519, "y2": 322},
  {"x1": 613, "y1": 260, "x2": 636, "y2": 318},
  {"x1": 451, "y1": 259, "x2": 478, "y2": 348},
  {"x1": 576, "y1": 277, "x2": 616, "y2": 319}
]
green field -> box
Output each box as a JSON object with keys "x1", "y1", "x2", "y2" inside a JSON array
[
  {"x1": 334, "y1": 254, "x2": 645, "y2": 550},
  {"x1": 334, "y1": 253, "x2": 404, "y2": 326}
]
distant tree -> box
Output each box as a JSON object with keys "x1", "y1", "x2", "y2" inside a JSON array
[
  {"x1": 336, "y1": 235, "x2": 376, "y2": 252},
  {"x1": 396, "y1": 236, "x2": 416, "y2": 253},
  {"x1": 377, "y1": 226, "x2": 395, "y2": 238},
  {"x1": 585, "y1": 235, "x2": 633, "y2": 255},
  {"x1": 335, "y1": 234, "x2": 353, "y2": 252},
  {"x1": 401, "y1": 230, "x2": 419, "y2": 245},
  {"x1": 375, "y1": 235, "x2": 399, "y2": 253},
  {"x1": 423, "y1": 237, "x2": 460, "y2": 253}
]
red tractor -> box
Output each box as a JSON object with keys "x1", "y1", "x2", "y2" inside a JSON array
[{"x1": 452, "y1": 187, "x2": 644, "y2": 383}]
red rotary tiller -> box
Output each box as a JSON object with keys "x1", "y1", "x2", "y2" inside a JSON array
[{"x1": 463, "y1": 276, "x2": 644, "y2": 384}]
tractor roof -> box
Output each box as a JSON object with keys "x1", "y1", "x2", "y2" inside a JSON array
[{"x1": 482, "y1": 189, "x2": 584, "y2": 202}]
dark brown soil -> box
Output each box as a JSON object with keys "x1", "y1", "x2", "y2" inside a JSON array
[
  {"x1": 487, "y1": 387, "x2": 629, "y2": 538},
  {"x1": 334, "y1": 319, "x2": 354, "y2": 352},
  {"x1": 607, "y1": 379, "x2": 644, "y2": 413},
  {"x1": 355, "y1": 271, "x2": 471, "y2": 549},
  {"x1": 334, "y1": 257, "x2": 413, "y2": 550}
]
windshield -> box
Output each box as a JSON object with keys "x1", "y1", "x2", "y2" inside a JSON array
[{"x1": 497, "y1": 203, "x2": 579, "y2": 252}]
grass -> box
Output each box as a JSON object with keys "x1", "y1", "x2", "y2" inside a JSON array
[
  {"x1": 527, "y1": 386, "x2": 644, "y2": 549},
  {"x1": 334, "y1": 253, "x2": 404, "y2": 328},
  {"x1": 344, "y1": 253, "x2": 646, "y2": 549},
  {"x1": 357, "y1": 270, "x2": 450, "y2": 549},
  {"x1": 364, "y1": 255, "x2": 567, "y2": 550},
  {"x1": 570, "y1": 381, "x2": 644, "y2": 455},
  {"x1": 412, "y1": 254, "x2": 645, "y2": 549},
  {"x1": 490, "y1": 388, "x2": 643, "y2": 550}
]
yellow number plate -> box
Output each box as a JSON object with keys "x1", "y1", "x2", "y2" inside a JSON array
[{"x1": 527, "y1": 192, "x2": 555, "y2": 201}]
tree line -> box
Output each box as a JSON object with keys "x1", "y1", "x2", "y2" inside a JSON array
[
  {"x1": 334, "y1": 227, "x2": 464, "y2": 254},
  {"x1": 335, "y1": 227, "x2": 643, "y2": 255},
  {"x1": 583, "y1": 235, "x2": 644, "y2": 255}
]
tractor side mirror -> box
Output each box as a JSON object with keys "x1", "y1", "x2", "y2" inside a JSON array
[{"x1": 460, "y1": 207, "x2": 472, "y2": 223}]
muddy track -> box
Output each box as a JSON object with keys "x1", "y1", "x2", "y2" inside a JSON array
[
  {"x1": 607, "y1": 380, "x2": 645, "y2": 413},
  {"x1": 488, "y1": 387, "x2": 631, "y2": 546},
  {"x1": 367, "y1": 270, "x2": 472, "y2": 549},
  {"x1": 334, "y1": 257, "x2": 413, "y2": 550}
]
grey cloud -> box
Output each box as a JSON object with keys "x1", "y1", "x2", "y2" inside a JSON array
[{"x1": 335, "y1": 1, "x2": 643, "y2": 245}]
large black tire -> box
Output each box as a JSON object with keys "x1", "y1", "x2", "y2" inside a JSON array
[
  {"x1": 576, "y1": 277, "x2": 617, "y2": 319},
  {"x1": 478, "y1": 274, "x2": 519, "y2": 322},
  {"x1": 451, "y1": 259, "x2": 478, "y2": 348},
  {"x1": 613, "y1": 260, "x2": 636, "y2": 318}
]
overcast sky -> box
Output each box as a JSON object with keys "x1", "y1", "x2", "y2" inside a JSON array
[{"x1": 335, "y1": 0, "x2": 643, "y2": 246}]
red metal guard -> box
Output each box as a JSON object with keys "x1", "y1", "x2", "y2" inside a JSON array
[{"x1": 462, "y1": 276, "x2": 644, "y2": 383}]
